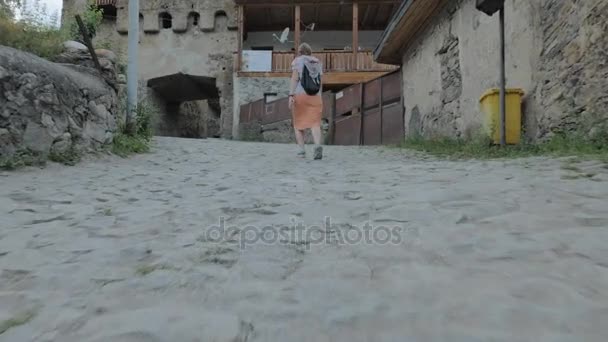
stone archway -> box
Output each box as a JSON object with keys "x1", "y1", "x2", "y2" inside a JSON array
[{"x1": 147, "y1": 73, "x2": 221, "y2": 138}]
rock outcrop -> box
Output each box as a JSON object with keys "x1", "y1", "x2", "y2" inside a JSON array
[
  {"x1": 0, "y1": 45, "x2": 119, "y2": 165},
  {"x1": 53, "y1": 41, "x2": 120, "y2": 90}
]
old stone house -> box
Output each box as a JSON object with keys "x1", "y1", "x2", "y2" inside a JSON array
[
  {"x1": 62, "y1": 0, "x2": 400, "y2": 140},
  {"x1": 374, "y1": 0, "x2": 608, "y2": 141}
]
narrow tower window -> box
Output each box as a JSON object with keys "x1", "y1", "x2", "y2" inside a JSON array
[{"x1": 159, "y1": 12, "x2": 172, "y2": 29}]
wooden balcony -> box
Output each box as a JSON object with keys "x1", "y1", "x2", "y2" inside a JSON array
[
  {"x1": 235, "y1": 2, "x2": 401, "y2": 85},
  {"x1": 236, "y1": 51, "x2": 399, "y2": 85},
  {"x1": 269, "y1": 51, "x2": 398, "y2": 73}
]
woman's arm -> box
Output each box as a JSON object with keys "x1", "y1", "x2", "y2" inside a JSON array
[
  {"x1": 289, "y1": 69, "x2": 298, "y2": 95},
  {"x1": 289, "y1": 69, "x2": 298, "y2": 109}
]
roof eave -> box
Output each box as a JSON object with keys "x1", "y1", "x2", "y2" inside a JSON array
[
  {"x1": 373, "y1": 0, "x2": 414, "y2": 65},
  {"x1": 373, "y1": 0, "x2": 447, "y2": 65}
]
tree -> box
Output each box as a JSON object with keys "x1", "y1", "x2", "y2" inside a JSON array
[
  {"x1": 67, "y1": 0, "x2": 103, "y2": 42},
  {"x1": 0, "y1": 0, "x2": 21, "y2": 19}
]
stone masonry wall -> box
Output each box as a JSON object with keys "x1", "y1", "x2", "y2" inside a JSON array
[
  {"x1": 235, "y1": 77, "x2": 291, "y2": 107},
  {"x1": 535, "y1": 0, "x2": 608, "y2": 139},
  {"x1": 0, "y1": 45, "x2": 118, "y2": 164},
  {"x1": 401, "y1": 0, "x2": 540, "y2": 140},
  {"x1": 234, "y1": 76, "x2": 290, "y2": 140},
  {"x1": 400, "y1": 0, "x2": 608, "y2": 142},
  {"x1": 410, "y1": 34, "x2": 464, "y2": 138},
  {"x1": 64, "y1": 0, "x2": 239, "y2": 139}
]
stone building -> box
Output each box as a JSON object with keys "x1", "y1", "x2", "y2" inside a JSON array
[
  {"x1": 374, "y1": 0, "x2": 608, "y2": 141},
  {"x1": 63, "y1": 0, "x2": 238, "y2": 139},
  {"x1": 62, "y1": 0, "x2": 400, "y2": 140}
]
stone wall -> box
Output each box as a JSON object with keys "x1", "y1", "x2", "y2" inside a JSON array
[
  {"x1": 401, "y1": 0, "x2": 540, "y2": 140},
  {"x1": 261, "y1": 119, "x2": 329, "y2": 144},
  {"x1": 536, "y1": 0, "x2": 608, "y2": 139},
  {"x1": 0, "y1": 45, "x2": 118, "y2": 164},
  {"x1": 235, "y1": 76, "x2": 291, "y2": 107},
  {"x1": 177, "y1": 101, "x2": 209, "y2": 139},
  {"x1": 64, "y1": 0, "x2": 239, "y2": 139},
  {"x1": 233, "y1": 76, "x2": 290, "y2": 140},
  {"x1": 400, "y1": 0, "x2": 608, "y2": 141}
]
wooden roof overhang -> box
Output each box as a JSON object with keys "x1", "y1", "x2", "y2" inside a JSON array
[
  {"x1": 235, "y1": 0, "x2": 401, "y2": 32},
  {"x1": 373, "y1": 0, "x2": 447, "y2": 65}
]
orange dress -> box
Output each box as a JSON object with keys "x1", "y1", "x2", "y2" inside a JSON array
[
  {"x1": 291, "y1": 56, "x2": 323, "y2": 130},
  {"x1": 293, "y1": 94, "x2": 323, "y2": 130}
]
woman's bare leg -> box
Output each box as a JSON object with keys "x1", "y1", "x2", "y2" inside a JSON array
[
  {"x1": 294, "y1": 128, "x2": 306, "y2": 150},
  {"x1": 311, "y1": 126, "x2": 322, "y2": 145},
  {"x1": 311, "y1": 126, "x2": 323, "y2": 160},
  {"x1": 295, "y1": 129, "x2": 305, "y2": 146}
]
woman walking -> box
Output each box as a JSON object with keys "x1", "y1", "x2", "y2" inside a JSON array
[{"x1": 289, "y1": 43, "x2": 324, "y2": 160}]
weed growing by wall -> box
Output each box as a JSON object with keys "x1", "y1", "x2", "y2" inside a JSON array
[
  {"x1": 112, "y1": 100, "x2": 159, "y2": 157},
  {"x1": 399, "y1": 127, "x2": 608, "y2": 161}
]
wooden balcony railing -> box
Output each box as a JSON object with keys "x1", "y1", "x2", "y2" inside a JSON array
[
  {"x1": 237, "y1": 51, "x2": 399, "y2": 73},
  {"x1": 272, "y1": 51, "x2": 398, "y2": 72}
]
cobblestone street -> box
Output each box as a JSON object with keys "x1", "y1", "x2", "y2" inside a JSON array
[{"x1": 1, "y1": 137, "x2": 608, "y2": 341}]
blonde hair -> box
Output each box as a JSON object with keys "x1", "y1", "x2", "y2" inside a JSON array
[{"x1": 298, "y1": 43, "x2": 312, "y2": 56}]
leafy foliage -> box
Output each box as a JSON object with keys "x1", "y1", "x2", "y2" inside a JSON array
[
  {"x1": 0, "y1": 0, "x2": 65, "y2": 58},
  {"x1": 0, "y1": 0, "x2": 20, "y2": 20},
  {"x1": 399, "y1": 129, "x2": 608, "y2": 161},
  {"x1": 66, "y1": 0, "x2": 102, "y2": 43},
  {"x1": 0, "y1": 0, "x2": 102, "y2": 59},
  {"x1": 0, "y1": 149, "x2": 45, "y2": 170},
  {"x1": 112, "y1": 100, "x2": 158, "y2": 157}
]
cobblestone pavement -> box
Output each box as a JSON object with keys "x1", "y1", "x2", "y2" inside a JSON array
[{"x1": 1, "y1": 137, "x2": 608, "y2": 341}]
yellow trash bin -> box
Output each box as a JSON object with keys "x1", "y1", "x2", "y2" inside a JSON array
[{"x1": 479, "y1": 88, "x2": 524, "y2": 144}]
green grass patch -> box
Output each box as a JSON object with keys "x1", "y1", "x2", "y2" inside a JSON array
[
  {"x1": 112, "y1": 99, "x2": 157, "y2": 157},
  {"x1": 48, "y1": 147, "x2": 82, "y2": 166},
  {"x1": 0, "y1": 310, "x2": 36, "y2": 335},
  {"x1": 0, "y1": 150, "x2": 45, "y2": 170},
  {"x1": 1, "y1": 148, "x2": 81, "y2": 170},
  {"x1": 111, "y1": 132, "x2": 150, "y2": 157},
  {"x1": 399, "y1": 131, "x2": 608, "y2": 161},
  {"x1": 134, "y1": 264, "x2": 157, "y2": 276}
]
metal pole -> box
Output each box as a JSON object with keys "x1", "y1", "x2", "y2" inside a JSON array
[
  {"x1": 499, "y1": 6, "x2": 506, "y2": 146},
  {"x1": 126, "y1": 0, "x2": 139, "y2": 133}
]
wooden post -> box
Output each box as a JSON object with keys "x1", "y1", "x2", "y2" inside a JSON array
[
  {"x1": 75, "y1": 15, "x2": 102, "y2": 72},
  {"x1": 352, "y1": 2, "x2": 359, "y2": 70},
  {"x1": 294, "y1": 5, "x2": 301, "y2": 57},
  {"x1": 237, "y1": 5, "x2": 244, "y2": 72}
]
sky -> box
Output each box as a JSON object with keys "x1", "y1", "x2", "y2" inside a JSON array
[
  {"x1": 42, "y1": 0, "x2": 63, "y2": 20},
  {"x1": 44, "y1": 0, "x2": 62, "y2": 15},
  {"x1": 20, "y1": 0, "x2": 63, "y2": 25}
]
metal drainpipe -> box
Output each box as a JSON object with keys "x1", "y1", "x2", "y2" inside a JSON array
[{"x1": 499, "y1": 6, "x2": 506, "y2": 147}]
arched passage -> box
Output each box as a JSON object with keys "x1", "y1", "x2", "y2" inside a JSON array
[{"x1": 147, "y1": 73, "x2": 221, "y2": 138}]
